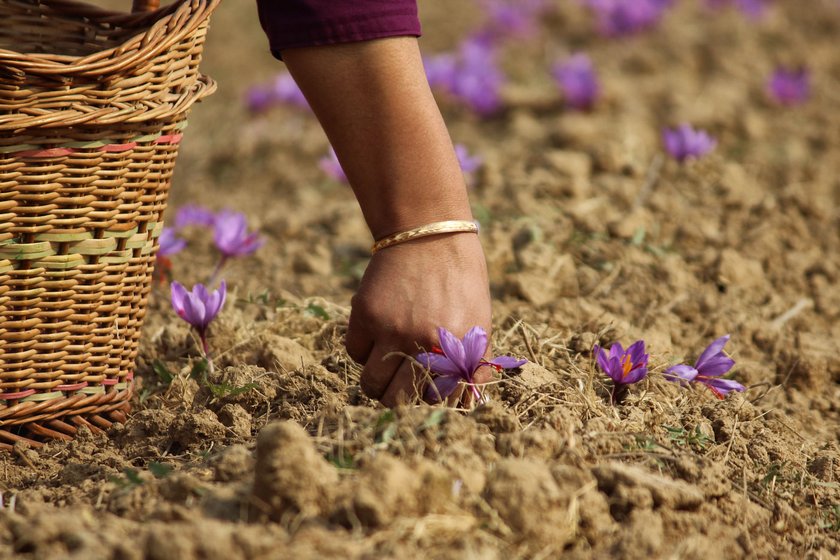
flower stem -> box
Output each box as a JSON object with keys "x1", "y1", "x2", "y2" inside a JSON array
[
  {"x1": 199, "y1": 333, "x2": 215, "y2": 376},
  {"x1": 208, "y1": 256, "x2": 228, "y2": 286}
]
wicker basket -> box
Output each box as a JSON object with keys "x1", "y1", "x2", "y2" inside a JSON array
[{"x1": 0, "y1": 0, "x2": 219, "y2": 448}]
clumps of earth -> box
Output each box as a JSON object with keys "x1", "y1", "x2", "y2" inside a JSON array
[{"x1": 2, "y1": 0, "x2": 840, "y2": 558}]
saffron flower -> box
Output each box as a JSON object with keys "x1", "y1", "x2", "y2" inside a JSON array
[
  {"x1": 171, "y1": 281, "x2": 226, "y2": 356},
  {"x1": 452, "y1": 36, "x2": 505, "y2": 115},
  {"x1": 244, "y1": 73, "x2": 308, "y2": 113},
  {"x1": 594, "y1": 340, "x2": 649, "y2": 387},
  {"x1": 662, "y1": 124, "x2": 716, "y2": 162},
  {"x1": 424, "y1": 53, "x2": 458, "y2": 91},
  {"x1": 665, "y1": 335, "x2": 745, "y2": 398},
  {"x1": 157, "y1": 227, "x2": 186, "y2": 257},
  {"x1": 245, "y1": 87, "x2": 274, "y2": 114},
  {"x1": 584, "y1": 0, "x2": 672, "y2": 37},
  {"x1": 706, "y1": 0, "x2": 766, "y2": 20},
  {"x1": 454, "y1": 144, "x2": 483, "y2": 180},
  {"x1": 553, "y1": 53, "x2": 600, "y2": 111},
  {"x1": 271, "y1": 73, "x2": 309, "y2": 108},
  {"x1": 417, "y1": 326, "x2": 526, "y2": 403},
  {"x1": 767, "y1": 67, "x2": 810, "y2": 107},
  {"x1": 175, "y1": 204, "x2": 216, "y2": 229},
  {"x1": 478, "y1": 0, "x2": 549, "y2": 39},
  {"x1": 213, "y1": 210, "x2": 264, "y2": 259},
  {"x1": 425, "y1": 36, "x2": 506, "y2": 116},
  {"x1": 319, "y1": 147, "x2": 348, "y2": 183}
]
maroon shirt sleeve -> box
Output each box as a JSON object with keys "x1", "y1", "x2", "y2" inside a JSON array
[{"x1": 256, "y1": 0, "x2": 422, "y2": 58}]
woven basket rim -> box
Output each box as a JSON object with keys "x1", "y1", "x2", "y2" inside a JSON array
[{"x1": 0, "y1": 0, "x2": 221, "y2": 79}]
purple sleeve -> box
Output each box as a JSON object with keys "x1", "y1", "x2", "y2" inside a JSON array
[{"x1": 256, "y1": 0, "x2": 422, "y2": 58}]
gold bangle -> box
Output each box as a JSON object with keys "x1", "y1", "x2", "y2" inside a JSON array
[{"x1": 371, "y1": 220, "x2": 479, "y2": 254}]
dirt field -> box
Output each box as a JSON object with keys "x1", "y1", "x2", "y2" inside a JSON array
[{"x1": 2, "y1": 0, "x2": 840, "y2": 558}]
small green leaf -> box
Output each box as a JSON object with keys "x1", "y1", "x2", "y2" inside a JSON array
[
  {"x1": 375, "y1": 410, "x2": 395, "y2": 429},
  {"x1": 152, "y1": 360, "x2": 174, "y2": 385},
  {"x1": 148, "y1": 462, "x2": 173, "y2": 479},
  {"x1": 190, "y1": 358, "x2": 209, "y2": 380},
  {"x1": 328, "y1": 449, "x2": 356, "y2": 470},
  {"x1": 630, "y1": 227, "x2": 646, "y2": 246},
  {"x1": 305, "y1": 303, "x2": 330, "y2": 320},
  {"x1": 206, "y1": 381, "x2": 258, "y2": 398},
  {"x1": 124, "y1": 468, "x2": 143, "y2": 485},
  {"x1": 420, "y1": 409, "x2": 447, "y2": 431}
]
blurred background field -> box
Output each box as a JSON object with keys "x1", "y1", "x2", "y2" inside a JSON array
[{"x1": 2, "y1": 0, "x2": 840, "y2": 558}]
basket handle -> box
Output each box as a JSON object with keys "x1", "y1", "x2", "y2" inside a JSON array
[{"x1": 132, "y1": 0, "x2": 160, "y2": 12}]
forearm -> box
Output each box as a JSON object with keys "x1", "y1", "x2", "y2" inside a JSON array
[{"x1": 281, "y1": 37, "x2": 473, "y2": 240}]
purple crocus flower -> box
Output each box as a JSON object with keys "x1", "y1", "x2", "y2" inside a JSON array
[
  {"x1": 706, "y1": 0, "x2": 767, "y2": 20},
  {"x1": 584, "y1": 0, "x2": 671, "y2": 37},
  {"x1": 767, "y1": 67, "x2": 809, "y2": 107},
  {"x1": 452, "y1": 35, "x2": 506, "y2": 115},
  {"x1": 272, "y1": 73, "x2": 309, "y2": 108},
  {"x1": 175, "y1": 204, "x2": 216, "y2": 229},
  {"x1": 170, "y1": 281, "x2": 226, "y2": 355},
  {"x1": 665, "y1": 335, "x2": 745, "y2": 398},
  {"x1": 594, "y1": 340, "x2": 649, "y2": 385},
  {"x1": 245, "y1": 87, "x2": 274, "y2": 113},
  {"x1": 157, "y1": 227, "x2": 186, "y2": 257},
  {"x1": 213, "y1": 210, "x2": 264, "y2": 259},
  {"x1": 478, "y1": 0, "x2": 549, "y2": 39},
  {"x1": 417, "y1": 326, "x2": 526, "y2": 403},
  {"x1": 244, "y1": 73, "x2": 308, "y2": 113},
  {"x1": 454, "y1": 144, "x2": 482, "y2": 175},
  {"x1": 319, "y1": 147, "x2": 348, "y2": 183},
  {"x1": 553, "y1": 53, "x2": 600, "y2": 111},
  {"x1": 424, "y1": 53, "x2": 458, "y2": 90},
  {"x1": 662, "y1": 124, "x2": 716, "y2": 162},
  {"x1": 425, "y1": 36, "x2": 506, "y2": 116}
]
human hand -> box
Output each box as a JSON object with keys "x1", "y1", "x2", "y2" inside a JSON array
[{"x1": 345, "y1": 232, "x2": 492, "y2": 407}]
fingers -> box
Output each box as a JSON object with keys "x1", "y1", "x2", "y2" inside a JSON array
[
  {"x1": 345, "y1": 309, "x2": 374, "y2": 365},
  {"x1": 381, "y1": 358, "x2": 429, "y2": 408},
  {"x1": 359, "y1": 345, "x2": 402, "y2": 400}
]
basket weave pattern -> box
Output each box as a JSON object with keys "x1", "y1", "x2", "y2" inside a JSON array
[{"x1": 0, "y1": 0, "x2": 218, "y2": 448}]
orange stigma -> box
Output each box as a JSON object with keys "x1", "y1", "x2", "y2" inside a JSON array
[{"x1": 621, "y1": 355, "x2": 633, "y2": 378}]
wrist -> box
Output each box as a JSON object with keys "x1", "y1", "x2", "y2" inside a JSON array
[{"x1": 362, "y1": 184, "x2": 474, "y2": 241}]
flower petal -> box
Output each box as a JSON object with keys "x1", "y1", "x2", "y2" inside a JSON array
[
  {"x1": 182, "y1": 293, "x2": 206, "y2": 329},
  {"x1": 608, "y1": 342, "x2": 624, "y2": 362},
  {"x1": 462, "y1": 326, "x2": 489, "y2": 372},
  {"x1": 664, "y1": 364, "x2": 698, "y2": 384},
  {"x1": 170, "y1": 282, "x2": 187, "y2": 314},
  {"x1": 626, "y1": 340, "x2": 647, "y2": 365},
  {"x1": 622, "y1": 366, "x2": 648, "y2": 384},
  {"x1": 603, "y1": 356, "x2": 623, "y2": 383},
  {"x1": 594, "y1": 345, "x2": 612, "y2": 376},
  {"x1": 695, "y1": 334, "x2": 730, "y2": 370},
  {"x1": 488, "y1": 355, "x2": 527, "y2": 369},
  {"x1": 697, "y1": 355, "x2": 735, "y2": 378},
  {"x1": 416, "y1": 352, "x2": 463, "y2": 378},
  {"x1": 704, "y1": 377, "x2": 745, "y2": 397},
  {"x1": 437, "y1": 327, "x2": 468, "y2": 375},
  {"x1": 424, "y1": 374, "x2": 461, "y2": 402},
  {"x1": 214, "y1": 281, "x2": 227, "y2": 317}
]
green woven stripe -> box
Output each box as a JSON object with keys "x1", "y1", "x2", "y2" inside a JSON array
[
  {"x1": 35, "y1": 232, "x2": 93, "y2": 243},
  {"x1": 20, "y1": 391, "x2": 63, "y2": 402},
  {"x1": 69, "y1": 238, "x2": 117, "y2": 255},
  {"x1": 36, "y1": 254, "x2": 86, "y2": 269},
  {"x1": 102, "y1": 227, "x2": 139, "y2": 239},
  {"x1": 0, "y1": 121, "x2": 191, "y2": 157},
  {"x1": 79, "y1": 386, "x2": 105, "y2": 395},
  {"x1": 0, "y1": 144, "x2": 40, "y2": 155},
  {"x1": 0, "y1": 121, "x2": 187, "y2": 154},
  {"x1": 124, "y1": 234, "x2": 151, "y2": 250},
  {"x1": 0, "y1": 242, "x2": 55, "y2": 260}
]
